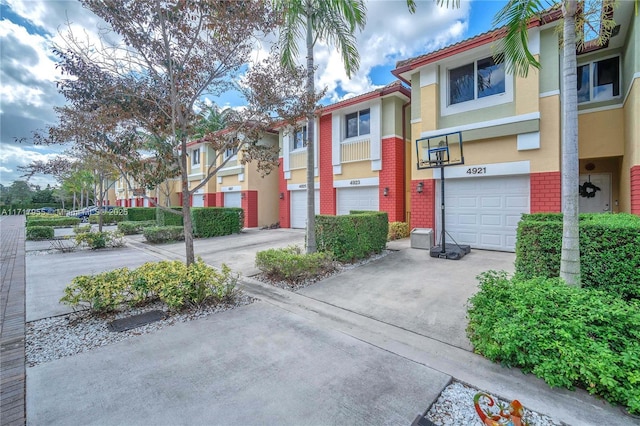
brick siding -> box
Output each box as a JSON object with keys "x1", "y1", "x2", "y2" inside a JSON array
[
  {"x1": 319, "y1": 115, "x2": 336, "y2": 215},
  {"x1": 410, "y1": 179, "x2": 436, "y2": 229},
  {"x1": 379, "y1": 136, "x2": 406, "y2": 222},
  {"x1": 530, "y1": 171, "x2": 561, "y2": 213}
]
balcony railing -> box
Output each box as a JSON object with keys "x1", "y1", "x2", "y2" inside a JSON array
[
  {"x1": 341, "y1": 138, "x2": 370, "y2": 163},
  {"x1": 290, "y1": 150, "x2": 307, "y2": 170}
]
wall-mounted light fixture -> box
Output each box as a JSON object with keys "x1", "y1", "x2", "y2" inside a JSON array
[
  {"x1": 279, "y1": 192, "x2": 285, "y2": 199},
  {"x1": 383, "y1": 187, "x2": 389, "y2": 197},
  {"x1": 416, "y1": 182, "x2": 424, "y2": 194},
  {"x1": 241, "y1": 192, "x2": 246, "y2": 199}
]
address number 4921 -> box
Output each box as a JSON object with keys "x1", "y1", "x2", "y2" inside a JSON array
[{"x1": 466, "y1": 167, "x2": 486, "y2": 175}]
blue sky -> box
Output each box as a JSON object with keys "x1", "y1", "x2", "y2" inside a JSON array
[{"x1": 0, "y1": 0, "x2": 509, "y2": 187}]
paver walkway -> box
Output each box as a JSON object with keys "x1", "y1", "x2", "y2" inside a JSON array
[{"x1": 0, "y1": 215, "x2": 26, "y2": 426}]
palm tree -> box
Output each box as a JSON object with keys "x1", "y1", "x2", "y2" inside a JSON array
[
  {"x1": 275, "y1": 0, "x2": 367, "y2": 253},
  {"x1": 438, "y1": 0, "x2": 614, "y2": 286}
]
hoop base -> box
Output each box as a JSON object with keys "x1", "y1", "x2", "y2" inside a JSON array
[{"x1": 429, "y1": 244, "x2": 471, "y2": 260}]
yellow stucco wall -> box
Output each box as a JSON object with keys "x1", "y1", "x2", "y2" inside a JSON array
[
  {"x1": 578, "y1": 108, "x2": 625, "y2": 158},
  {"x1": 337, "y1": 161, "x2": 377, "y2": 181},
  {"x1": 515, "y1": 66, "x2": 539, "y2": 115},
  {"x1": 288, "y1": 169, "x2": 319, "y2": 186},
  {"x1": 419, "y1": 84, "x2": 438, "y2": 133},
  {"x1": 249, "y1": 169, "x2": 278, "y2": 226}
]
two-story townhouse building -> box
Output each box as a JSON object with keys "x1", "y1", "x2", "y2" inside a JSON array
[
  {"x1": 278, "y1": 81, "x2": 411, "y2": 228},
  {"x1": 392, "y1": 1, "x2": 638, "y2": 252},
  {"x1": 182, "y1": 131, "x2": 280, "y2": 228}
]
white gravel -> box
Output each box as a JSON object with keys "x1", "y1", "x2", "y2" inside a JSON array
[
  {"x1": 26, "y1": 294, "x2": 254, "y2": 367},
  {"x1": 425, "y1": 381, "x2": 565, "y2": 426}
]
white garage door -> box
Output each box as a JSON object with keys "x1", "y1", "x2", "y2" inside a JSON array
[
  {"x1": 224, "y1": 192, "x2": 242, "y2": 208},
  {"x1": 290, "y1": 189, "x2": 319, "y2": 229},
  {"x1": 192, "y1": 193, "x2": 204, "y2": 207},
  {"x1": 435, "y1": 175, "x2": 529, "y2": 252},
  {"x1": 337, "y1": 186, "x2": 379, "y2": 216}
]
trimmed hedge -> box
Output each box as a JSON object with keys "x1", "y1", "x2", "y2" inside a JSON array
[
  {"x1": 515, "y1": 213, "x2": 640, "y2": 300},
  {"x1": 157, "y1": 207, "x2": 184, "y2": 226},
  {"x1": 255, "y1": 246, "x2": 335, "y2": 284},
  {"x1": 467, "y1": 271, "x2": 640, "y2": 415},
  {"x1": 315, "y1": 211, "x2": 388, "y2": 262},
  {"x1": 143, "y1": 226, "x2": 184, "y2": 243},
  {"x1": 192, "y1": 207, "x2": 244, "y2": 238},
  {"x1": 26, "y1": 217, "x2": 81, "y2": 227},
  {"x1": 26, "y1": 226, "x2": 54, "y2": 241},
  {"x1": 117, "y1": 220, "x2": 157, "y2": 235},
  {"x1": 126, "y1": 207, "x2": 156, "y2": 222}
]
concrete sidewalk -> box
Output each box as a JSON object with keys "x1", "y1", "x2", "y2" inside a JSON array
[{"x1": 24, "y1": 229, "x2": 639, "y2": 425}]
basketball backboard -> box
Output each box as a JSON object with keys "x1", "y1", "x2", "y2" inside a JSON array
[{"x1": 416, "y1": 131, "x2": 464, "y2": 170}]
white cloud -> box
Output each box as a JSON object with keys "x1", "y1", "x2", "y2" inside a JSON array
[{"x1": 0, "y1": 144, "x2": 66, "y2": 186}]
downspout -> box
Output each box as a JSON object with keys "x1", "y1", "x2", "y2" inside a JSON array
[{"x1": 402, "y1": 99, "x2": 411, "y2": 223}]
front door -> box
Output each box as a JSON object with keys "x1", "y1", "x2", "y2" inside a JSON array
[{"x1": 579, "y1": 173, "x2": 611, "y2": 213}]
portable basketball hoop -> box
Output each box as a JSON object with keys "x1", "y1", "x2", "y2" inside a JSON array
[{"x1": 416, "y1": 131, "x2": 470, "y2": 260}]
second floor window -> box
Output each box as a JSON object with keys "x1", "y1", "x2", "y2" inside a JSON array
[
  {"x1": 191, "y1": 148, "x2": 200, "y2": 166},
  {"x1": 345, "y1": 109, "x2": 370, "y2": 139},
  {"x1": 293, "y1": 126, "x2": 307, "y2": 150},
  {"x1": 449, "y1": 56, "x2": 505, "y2": 105},
  {"x1": 577, "y1": 56, "x2": 620, "y2": 104},
  {"x1": 224, "y1": 146, "x2": 236, "y2": 160}
]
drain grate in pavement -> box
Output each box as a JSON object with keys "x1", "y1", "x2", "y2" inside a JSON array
[{"x1": 107, "y1": 310, "x2": 166, "y2": 332}]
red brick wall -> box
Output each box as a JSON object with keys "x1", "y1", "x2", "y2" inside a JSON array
[
  {"x1": 205, "y1": 193, "x2": 216, "y2": 207},
  {"x1": 319, "y1": 114, "x2": 336, "y2": 215},
  {"x1": 242, "y1": 190, "x2": 258, "y2": 227},
  {"x1": 631, "y1": 165, "x2": 640, "y2": 215},
  {"x1": 379, "y1": 136, "x2": 405, "y2": 222},
  {"x1": 278, "y1": 158, "x2": 290, "y2": 228},
  {"x1": 215, "y1": 192, "x2": 224, "y2": 207},
  {"x1": 136, "y1": 198, "x2": 143, "y2": 207},
  {"x1": 530, "y1": 171, "x2": 561, "y2": 213},
  {"x1": 177, "y1": 192, "x2": 183, "y2": 206},
  {"x1": 410, "y1": 179, "x2": 435, "y2": 229}
]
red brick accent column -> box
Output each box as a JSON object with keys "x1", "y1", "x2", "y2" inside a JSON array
[
  {"x1": 319, "y1": 114, "x2": 336, "y2": 215},
  {"x1": 278, "y1": 158, "x2": 291, "y2": 228},
  {"x1": 410, "y1": 179, "x2": 435, "y2": 230},
  {"x1": 205, "y1": 193, "x2": 216, "y2": 207},
  {"x1": 380, "y1": 136, "x2": 405, "y2": 222},
  {"x1": 631, "y1": 165, "x2": 640, "y2": 215},
  {"x1": 136, "y1": 198, "x2": 143, "y2": 207},
  {"x1": 530, "y1": 171, "x2": 561, "y2": 213},
  {"x1": 242, "y1": 190, "x2": 258, "y2": 228}
]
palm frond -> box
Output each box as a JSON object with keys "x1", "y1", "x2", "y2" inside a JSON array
[
  {"x1": 274, "y1": 0, "x2": 306, "y2": 69},
  {"x1": 492, "y1": 0, "x2": 543, "y2": 77}
]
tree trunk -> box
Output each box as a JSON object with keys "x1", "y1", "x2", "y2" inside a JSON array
[
  {"x1": 180, "y1": 137, "x2": 195, "y2": 266},
  {"x1": 98, "y1": 174, "x2": 104, "y2": 232},
  {"x1": 560, "y1": 0, "x2": 581, "y2": 286},
  {"x1": 305, "y1": 0, "x2": 316, "y2": 254}
]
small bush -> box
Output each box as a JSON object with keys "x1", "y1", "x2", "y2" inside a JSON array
[
  {"x1": 73, "y1": 224, "x2": 92, "y2": 234},
  {"x1": 61, "y1": 259, "x2": 238, "y2": 312},
  {"x1": 192, "y1": 207, "x2": 244, "y2": 238},
  {"x1": 26, "y1": 226, "x2": 54, "y2": 241},
  {"x1": 388, "y1": 222, "x2": 410, "y2": 241},
  {"x1": 75, "y1": 230, "x2": 126, "y2": 249},
  {"x1": 126, "y1": 207, "x2": 156, "y2": 222},
  {"x1": 26, "y1": 217, "x2": 80, "y2": 227},
  {"x1": 467, "y1": 271, "x2": 640, "y2": 415},
  {"x1": 143, "y1": 226, "x2": 184, "y2": 243},
  {"x1": 157, "y1": 207, "x2": 183, "y2": 226},
  {"x1": 50, "y1": 236, "x2": 79, "y2": 253},
  {"x1": 316, "y1": 212, "x2": 388, "y2": 262},
  {"x1": 255, "y1": 246, "x2": 335, "y2": 284},
  {"x1": 117, "y1": 220, "x2": 157, "y2": 235}
]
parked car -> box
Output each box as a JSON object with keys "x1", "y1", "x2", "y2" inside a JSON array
[{"x1": 66, "y1": 206, "x2": 117, "y2": 222}]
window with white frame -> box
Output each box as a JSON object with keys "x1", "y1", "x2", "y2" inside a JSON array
[
  {"x1": 448, "y1": 56, "x2": 505, "y2": 105},
  {"x1": 191, "y1": 148, "x2": 200, "y2": 166},
  {"x1": 345, "y1": 109, "x2": 370, "y2": 139},
  {"x1": 577, "y1": 56, "x2": 620, "y2": 104},
  {"x1": 223, "y1": 146, "x2": 237, "y2": 160},
  {"x1": 293, "y1": 126, "x2": 307, "y2": 150}
]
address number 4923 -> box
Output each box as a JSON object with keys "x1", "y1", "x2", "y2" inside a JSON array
[{"x1": 466, "y1": 167, "x2": 486, "y2": 175}]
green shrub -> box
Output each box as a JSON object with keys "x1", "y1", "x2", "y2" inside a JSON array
[
  {"x1": 61, "y1": 259, "x2": 238, "y2": 312},
  {"x1": 255, "y1": 246, "x2": 335, "y2": 284},
  {"x1": 125, "y1": 207, "x2": 156, "y2": 222},
  {"x1": 467, "y1": 271, "x2": 640, "y2": 414},
  {"x1": 388, "y1": 222, "x2": 410, "y2": 241},
  {"x1": 73, "y1": 224, "x2": 92, "y2": 234},
  {"x1": 26, "y1": 226, "x2": 54, "y2": 241},
  {"x1": 26, "y1": 217, "x2": 80, "y2": 227},
  {"x1": 315, "y1": 211, "x2": 388, "y2": 262},
  {"x1": 191, "y1": 207, "x2": 244, "y2": 238},
  {"x1": 515, "y1": 213, "x2": 640, "y2": 300},
  {"x1": 143, "y1": 226, "x2": 184, "y2": 243},
  {"x1": 89, "y1": 210, "x2": 128, "y2": 224},
  {"x1": 75, "y1": 230, "x2": 126, "y2": 249},
  {"x1": 156, "y1": 207, "x2": 183, "y2": 226},
  {"x1": 117, "y1": 220, "x2": 157, "y2": 235}
]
